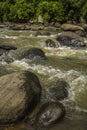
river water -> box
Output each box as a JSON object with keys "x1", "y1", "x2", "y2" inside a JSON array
[{"x1": 0, "y1": 27, "x2": 87, "y2": 130}]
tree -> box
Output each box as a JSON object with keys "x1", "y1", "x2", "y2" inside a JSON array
[
  {"x1": 9, "y1": 2, "x2": 35, "y2": 22},
  {"x1": 80, "y1": 1, "x2": 87, "y2": 20},
  {"x1": 36, "y1": 1, "x2": 64, "y2": 22}
]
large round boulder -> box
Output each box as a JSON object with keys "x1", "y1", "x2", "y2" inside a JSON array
[
  {"x1": 0, "y1": 71, "x2": 41, "y2": 124},
  {"x1": 35, "y1": 102, "x2": 65, "y2": 126},
  {"x1": 61, "y1": 24, "x2": 84, "y2": 31}
]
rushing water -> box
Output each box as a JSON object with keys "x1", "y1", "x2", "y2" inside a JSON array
[{"x1": 0, "y1": 27, "x2": 87, "y2": 130}]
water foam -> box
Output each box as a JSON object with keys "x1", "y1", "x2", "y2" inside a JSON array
[{"x1": 46, "y1": 47, "x2": 87, "y2": 58}]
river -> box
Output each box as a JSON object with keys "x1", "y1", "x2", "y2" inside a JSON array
[{"x1": 0, "y1": 27, "x2": 87, "y2": 130}]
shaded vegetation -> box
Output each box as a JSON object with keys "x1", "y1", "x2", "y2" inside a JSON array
[{"x1": 0, "y1": 0, "x2": 87, "y2": 23}]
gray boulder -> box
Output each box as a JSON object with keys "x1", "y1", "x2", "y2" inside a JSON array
[
  {"x1": 0, "y1": 71, "x2": 41, "y2": 124},
  {"x1": 57, "y1": 35, "x2": 85, "y2": 47},
  {"x1": 35, "y1": 102, "x2": 65, "y2": 126},
  {"x1": 10, "y1": 47, "x2": 47, "y2": 61}
]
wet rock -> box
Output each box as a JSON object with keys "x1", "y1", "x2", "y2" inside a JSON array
[
  {"x1": 22, "y1": 48, "x2": 47, "y2": 60},
  {"x1": 57, "y1": 35, "x2": 85, "y2": 47},
  {"x1": 34, "y1": 31, "x2": 42, "y2": 36},
  {"x1": 48, "y1": 80, "x2": 69, "y2": 101},
  {"x1": 45, "y1": 39, "x2": 58, "y2": 48},
  {"x1": 9, "y1": 24, "x2": 26, "y2": 30},
  {"x1": 35, "y1": 102, "x2": 65, "y2": 126},
  {"x1": 44, "y1": 22, "x2": 49, "y2": 27},
  {"x1": 0, "y1": 54, "x2": 13, "y2": 63},
  {"x1": 56, "y1": 31, "x2": 85, "y2": 47},
  {"x1": 79, "y1": 23, "x2": 87, "y2": 31},
  {"x1": 10, "y1": 47, "x2": 47, "y2": 61},
  {"x1": 75, "y1": 30, "x2": 86, "y2": 37},
  {"x1": 43, "y1": 32, "x2": 51, "y2": 36},
  {"x1": 0, "y1": 45, "x2": 17, "y2": 63},
  {"x1": 0, "y1": 49, "x2": 6, "y2": 56},
  {"x1": 58, "y1": 31, "x2": 84, "y2": 41},
  {"x1": 0, "y1": 71, "x2": 41, "y2": 124},
  {"x1": 0, "y1": 45, "x2": 17, "y2": 51},
  {"x1": 61, "y1": 24, "x2": 84, "y2": 31},
  {"x1": 54, "y1": 22, "x2": 61, "y2": 28},
  {"x1": 9, "y1": 24, "x2": 31, "y2": 30}
]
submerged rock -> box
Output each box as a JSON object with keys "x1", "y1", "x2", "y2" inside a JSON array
[
  {"x1": 0, "y1": 45, "x2": 17, "y2": 63},
  {"x1": 35, "y1": 102, "x2": 65, "y2": 126},
  {"x1": 0, "y1": 71, "x2": 41, "y2": 124},
  {"x1": 47, "y1": 80, "x2": 69, "y2": 101}
]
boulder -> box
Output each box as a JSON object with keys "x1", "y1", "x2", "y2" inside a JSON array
[
  {"x1": 0, "y1": 49, "x2": 6, "y2": 56},
  {"x1": 45, "y1": 39, "x2": 58, "y2": 48},
  {"x1": 57, "y1": 31, "x2": 84, "y2": 41},
  {"x1": 34, "y1": 31, "x2": 42, "y2": 37},
  {"x1": 35, "y1": 102, "x2": 65, "y2": 126},
  {"x1": 10, "y1": 47, "x2": 47, "y2": 61},
  {"x1": 75, "y1": 30, "x2": 86, "y2": 37},
  {"x1": 0, "y1": 45, "x2": 17, "y2": 51},
  {"x1": 57, "y1": 35, "x2": 85, "y2": 47},
  {"x1": 22, "y1": 48, "x2": 47, "y2": 60},
  {"x1": 0, "y1": 71, "x2": 41, "y2": 124},
  {"x1": 48, "y1": 80, "x2": 69, "y2": 101},
  {"x1": 9, "y1": 24, "x2": 26, "y2": 30},
  {"x1": 61, "y1": 24, "x2": 84, "y2": 31},
  {"x1": 0, "y1": 54, "x2": 13, "y2": 63},
  {"x1": 0, "y1": 45, "x2": 17, "y2": 63},
  {"x1": 79, "y1": 23, "x2": 87, "y2": 31},
  {"x1": 43, "y1": 32, "x2": 51, "y2": 36}
]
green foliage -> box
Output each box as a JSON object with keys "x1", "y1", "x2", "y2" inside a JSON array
[
  {"x1": 9, "y1": 3, "x2": 35, "y2": 22},
  {"x1": 36, "y1": 1, "x2": 64, "y2": 22},
  {"x1": 0, "y1": 0, "x2": 87, "y2": 23},
  {"x1": 81, "y1": 2, "x2": 87, "y2": 19}
]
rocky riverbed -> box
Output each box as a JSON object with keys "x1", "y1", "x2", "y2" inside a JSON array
[{"x1": 0, "y1": 23, "x2": 87, "y2": 130}]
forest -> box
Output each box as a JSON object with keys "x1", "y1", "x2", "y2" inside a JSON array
[{"x1": 0, "y1": 0, "x2": 87, "y2": 23}]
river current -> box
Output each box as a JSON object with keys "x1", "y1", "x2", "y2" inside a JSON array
[{"x1": 0, "y1": 27, "x2": 87, "y2": 130}]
